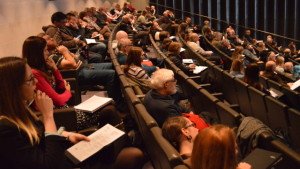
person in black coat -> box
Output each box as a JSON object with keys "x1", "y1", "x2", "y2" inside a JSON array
[{"x1": 144, "y1": 69, "x2": 190, "y2": 126}]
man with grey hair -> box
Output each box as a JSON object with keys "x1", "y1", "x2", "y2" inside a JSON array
[
  {"x1": 116, "y1": 38, "x2": 132, "y2": 64},
  {"x1": 144, "y1": 69, "x2": 190, "y2": 126}
]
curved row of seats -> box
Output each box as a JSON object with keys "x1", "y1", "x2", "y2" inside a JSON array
[
  {"x1": 108, "y1": 19, "x2": 300, "y2": 168},
  {"x1": 108, "y1": 23, "x2": 189, "y2": 169},
  {"x1": 177, "y1": 30, "x2": 300, "y2": 150},
  {"x1": 171, "y1": 31, "x2": 300, "y2": 166},
  {"x1": 199, "y1": 28, "x2": 300, "y2": 111}
]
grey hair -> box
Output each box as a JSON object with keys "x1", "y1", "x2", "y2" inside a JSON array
[{"x1": 150, "y1": 68, "x2": 174, "y2": 89}]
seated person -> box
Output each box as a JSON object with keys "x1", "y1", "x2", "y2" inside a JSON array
[
  {"x1": 23, "y1": 36, "x2": 124, "y2": 130},
  {"x1": 243, "y1": 29, "x2": 256, "y2": 44},
  {"x1": 0, "y1": 56, "x2": 144, "y2": 169},
  {"x1": 260, "y1": 61, "x2": 286, "y2": 86},
  {"x1": 167, "y1": 42, "x2": 196, "y2": 75},
  {"x1": 124, "y1": 47, "x2": 151, "y2": 80},
  {"x1": 144, "y1": 69, "x2": 209, "y2": 127},
  {"x1": 43, "y1": 12, "x2": 106, "y2": 63},
  {"x1": 116, "y1": 38, "x2": 133, "y2": 65},
  {"x1": 162, "y1": 116, "x2": 207, "y2": 168},
  {"x1": 267, "y1": 51, "x2": 276, "y2": 62},
  {"x1": 119, "y1": 14, "x2": 149, "y2": 50},
  {"x1": 283, "y1": 61, "x2": 294, "y2": 77},
  {"x1": 187, "y1": 33, "x2": 213, "y2": 57},
  {"x1": 112, "y1": 30, "x2": 129, "y2": 49},
  {"x1": 275, "y1": 56, "x2": 285, "y2": 73},
  {"x1": 244, "y1": 63, "x2": 269, "y2": 94},
  {"x1": 40, "y1": 34, "x2": 127, "y2": 111},
  {"x1": 230, "y1": 59, "x2": 244, "y2": 79},
  {"x1": 192, "y1": 125, "x2": 251, "y2": 169}
]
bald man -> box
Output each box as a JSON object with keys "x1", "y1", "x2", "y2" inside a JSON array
[{"x1": 112, "y1": 30, "x2": 129, "y2": 49}]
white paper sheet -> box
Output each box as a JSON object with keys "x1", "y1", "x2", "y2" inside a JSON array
[{"x1": 66, "y1": 124, "x2": 124, "y2": 164}]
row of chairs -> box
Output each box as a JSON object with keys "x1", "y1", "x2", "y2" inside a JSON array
[
  {"x1": 108, "y1": 23, "x2": 189, "y2": 169},
  {"x1": 149, "y1": 33, "x2": 300, "y2": 167},
  {"x1": 259, "y1": 76, "x2": 300, "y2": 110},
  {"x1": 178, "y1": 33, "x2": 300, "y2": 153},
  {"x1": 150, "y1": 35, "x2": 241, "y2": 127}
]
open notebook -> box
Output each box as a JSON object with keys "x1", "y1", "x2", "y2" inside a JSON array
[
  {"x1": 290, "y1": 78, "x2": 300, "y2": 91},
  {"x1": 65, "y1": 124, "x2": 125, "y2": 165},
  {"x1": 74, "y1": 95, "x2": 113, "y2": 113}
]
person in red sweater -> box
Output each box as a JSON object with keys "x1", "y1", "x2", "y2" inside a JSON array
[{"x1": 22, "y1": 36, "x2": 122, "y2": 130}]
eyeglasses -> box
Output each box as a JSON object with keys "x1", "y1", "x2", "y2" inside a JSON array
[
  {"x1": 24, "y1": 75, "x2": 36, "y2": 85},
  {"x1": 184, "y1": 122, "x2": 196, "y2": 129}
]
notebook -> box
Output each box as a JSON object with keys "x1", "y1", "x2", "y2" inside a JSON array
[
  {"x1": 65, "y1": 124, "x2": 125, "y2": 164},
  {"x1": 269, "y1": 87, "x2": 284, "y2": 98},
  {"x1": 290, "y1": 78, "x2": 300, "y2": 91},
  {"x1": 193, "y1": 66, "x2": 208, "y2": 74},
  {"x1": 74, "y1": 95, "x2": 113, "y2": 113},
  {"x1": 241, "y1": 148, "x2": 282, "y2": 169}
]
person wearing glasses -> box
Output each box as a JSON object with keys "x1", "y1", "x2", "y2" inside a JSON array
[
  {"x1": 0, "y1": 57, "x2": 144, "y2": 169},
  {"x1": 144, "y1": 69, "x2": 209, "y2": 128},
  {"x1": 162, "y1": 116, "x2": 201, "y2": 168}
]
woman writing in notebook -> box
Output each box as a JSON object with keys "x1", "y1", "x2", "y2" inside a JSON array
[
  {"x1": 22, "y1": 36, "x2": 121, "y2": 131},
  {"x1": 0, "y1": 56, "x2": 143, "y2": 169}
]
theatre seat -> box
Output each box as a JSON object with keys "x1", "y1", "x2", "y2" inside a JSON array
[
  {"x1": 234, "y1": 79, "x2": 252, "y2": 116},
  {"x1": 248, "y1": 86, "x2": 268, "y2": 125},
  {"x1": 287, "y1": 108, "x2": 300, "y2": 152}
]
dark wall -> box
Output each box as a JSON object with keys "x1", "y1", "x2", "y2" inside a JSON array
[{"x1": 150, "y1": 0, "x2": 300, "y2": 47}]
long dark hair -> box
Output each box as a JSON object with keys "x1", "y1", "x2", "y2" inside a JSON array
[
  {"x1": 0, "y1": 57, "x2": 39, "y2": 144},
  {"x1": 124, "y1": 47, "x2": 143, "y2": 73},
  {"x1": 244, "y1": 63, "x2": 262, "y2": 90},
  {"x1": 22, "y1": 36, "x2": 48, "y2": 73}
]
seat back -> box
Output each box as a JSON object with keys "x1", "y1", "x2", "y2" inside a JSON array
[
  {"x1": 281, "y1": 87, "x2": 300, "y2": 110},
  {"x1": 287, "y1": 108, "x2": 300, "y2": 152},
  {"x1": 248, "y1": 86, "x2": 269, "y2": 125},
  {"x1": 265, "y1": 96, "x2": 289, "y2": 135},
  {"x1": 215, "y1": 101, "x2": 241, "y2": 127},
  {"x1": 222, "y1": 71, "x2": 239, "y2": 104},
  {"x1": 234, "y1": 79, "x2": 252, "y2": 116},
  {"x1": 53, "y1": 108, "x2": 77, "y2": 131},
  {"x1": 150, "y1": 127, "x2": 184, "y2": 169}
]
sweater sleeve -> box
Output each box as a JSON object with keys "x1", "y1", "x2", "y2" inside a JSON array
[
  {"x1": 52, "y1": 69, "x2": 66, "y2": 91},
  {"x1": 33, "y1": 70, "x2": 72, "y2": 107}
]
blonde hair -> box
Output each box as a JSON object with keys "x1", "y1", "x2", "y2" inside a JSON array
[
  {"x1": 0, "y1": 108, "x2": 40, "y2": 145},
  {"x1": 0, "y1": 57, "x2": 40, "y2": 145}
]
